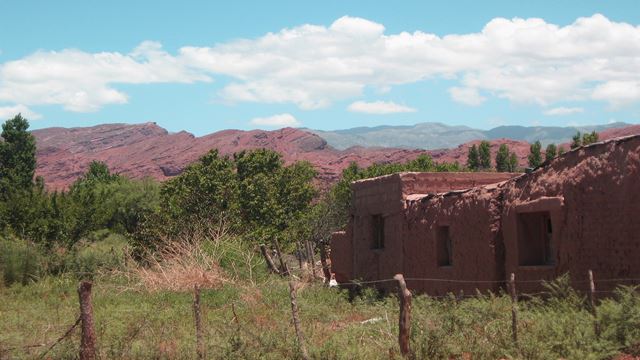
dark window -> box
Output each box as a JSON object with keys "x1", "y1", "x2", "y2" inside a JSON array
[
  {"x1": 371, "y1": 214, "x2": 385, "y2": 249},
  {"x1": 517, "y1": 212, "x2": 555, "y2": 266},
  {"x1": 436, "y1": 226, "x2": 452, "y2": 267}
]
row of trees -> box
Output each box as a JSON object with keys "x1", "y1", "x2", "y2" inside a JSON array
[
  {"x1": 467, "y1": 130, "x2": 599, "y2": 171},
  {"x1": 467, "y1": 141, "x2": 518, "y2": 172}
]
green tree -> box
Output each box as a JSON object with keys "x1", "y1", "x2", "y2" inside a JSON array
[
  {"x1": 467, "y1": 144, "x2": 480, "y2": 171},
  {"x1": 558, "y1": 146, "x2": 566, "y2": 156},
  {"x1": 0, "y1": 114, "x2": 37, "y2": 191},
  {"x1": 495, "y1": 144, "x2": 510, "y2": 172},
  {"x1": 582, "y1": 131, "x2": 599, "y2": 146},
  {"x1": 507, "y1": 152, "x2": 518, "y2": 172},
  {"x1": 478, "y1": 141, "x2": 491, "y2": 170},
  {"x1": 545, "y1": 143, "x2": 557, "y2": 162},
  {"x1": 528, "y1": 141, "x2": 543, "y2": 168},
  {"x1": 571, "y1": 132, "x2": 582, "y2": 149}
]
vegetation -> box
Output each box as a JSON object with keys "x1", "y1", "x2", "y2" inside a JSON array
[
  {"x1": 545, "y1": 143, "x2": 558, "y2": 162},
  {"x1": 572, "y1": 131, "x2": 600, "y2": 149},
  {"x1": 2, "y1": 239, "x2": 640, "y2": 359},
  {"x1": 478, "y1": 140, "x2": 491, "y2": 170},
  {"x1": 495, "y1": 144, "x2": 518, "y2": 172},
  {"x1": 528, "y1": 140, "x2": 543, "y2": 168},
  {"x1": 467, "y1": 144, "x2": 480, "y2": 171}
]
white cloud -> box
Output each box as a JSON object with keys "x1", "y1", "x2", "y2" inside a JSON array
[
  {"x1": 179, "y1": 13, "x2": 640, "y2": 109},
  {"x1": 347, "y1": 100, "x2": 416, "y2": 114},
  {"x1": 249, "y1": 113, "x2": 300, "y2": 127},
  {"x1": 0, "y1": 41, "x2": 210, "y2": 112},
  {"x1": 2, "y1": 14, "x2": 640, "y2": 114},
  {"x1": 448, "y1": 87, "x2": 486, "y2": 106},
  {"x1": 543, "y1": 107, "x2": 585, "y2": 116},
  {"x1": 592, "y1": 81, "x2": 640, "y2": 107},
  {"x1": 0, "y1": 104, "x2": 42, "y2": 120}
]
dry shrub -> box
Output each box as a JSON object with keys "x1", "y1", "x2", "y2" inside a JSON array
[{"x1": 133, "y1": 237, "x2": 229, "y2": 292}]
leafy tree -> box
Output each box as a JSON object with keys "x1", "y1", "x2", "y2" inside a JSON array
[
  {"x1": 528, "y1": 140, "x2": 543, "y2": 168},
  {"x1": 478, "y1": 141, "x2": 491, "y2": 170},
  {"x1": 582, "y1": 131, "x2": 599, "y2": 146},
  {"x1": 467, "y1": 144, "x2": 480, "y2": 171},
  {"x1": 0, "y1": 114, "x2": 36, "y2": 191},
  {"x1": 495, "y1": 144, "x2": 510, "y2": 172},
  {"x1": 508, "y1": 152, "x2": 518, "y2": 172},
  {"x1": 545, "y1": 143, "x2": 558, "y2": 162},
  {"x1": 558, "y1": 146, "x2": 566, "y2": 156},
  {"x1": 571, "y1": 132, "x2": 582, "y2": 149}
]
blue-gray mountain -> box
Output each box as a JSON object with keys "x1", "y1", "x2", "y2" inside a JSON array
[{"x1": 308, "y1": 122, "x2": 631, "y2": 150}]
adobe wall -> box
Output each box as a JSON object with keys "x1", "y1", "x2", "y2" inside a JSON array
[
  {"x1": 403, "y1": 185, "x2": 506, "y2": 295},
  {"x1": 350, "y1": 174, "x2": 405, "y2": 284},
  {"x1": 347, "y1": 172, "x2": 517, "y2": 290},
  {"x1": 330, "y1": 231, "x2": 352, "y2": 283},
  {"x1": 501, "y1": 136, "x2": 640, "y2": 293},
  {"x1": 399, "y1": 172, "x2": 517, "y2": 197}
]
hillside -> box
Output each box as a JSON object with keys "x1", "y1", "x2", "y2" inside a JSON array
[{"x1": 32, "y1": 122, "x2": 640, "y2": 190}]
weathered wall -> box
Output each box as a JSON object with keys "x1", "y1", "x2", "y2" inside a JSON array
[
  {"x1": 346, "y1": 172, "x2": 517, "y2": 291},
  {"x1": 333, "y1": 137, "x2": 640, "y2": 295},
  {"x1": 399, "y1": 172, "x2": 517, "y2": 197},
  {"x1": 502, "y1": 136, "x2": 640, "y2": 293},
  {"x1": 403, "y1": 185, "x2": 505, "y2": 295},
  {"x1": 330, "y1": 231, "x2": 352, "y2": 283}
]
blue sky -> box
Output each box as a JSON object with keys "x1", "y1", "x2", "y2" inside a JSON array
[{"x1": 1, "y1": 0, "x2": 639, "y2": 135}]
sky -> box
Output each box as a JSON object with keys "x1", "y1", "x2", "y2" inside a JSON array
[{"x1": 1, "y1": 0, "x2": 639, "y2": 135}]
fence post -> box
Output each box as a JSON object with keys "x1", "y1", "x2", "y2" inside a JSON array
[
  {"x1": 588, "y1": 270, "x2": 601, "y2": 338},
  {"x1": 193, "y1": 285, "x2": 204, "y2": 359},
  {"x1": 78, "y1": 281, "x2": 96, "y2": 360},
  {"x1": 259, "y1": 244, "x2": 281, "y2": 275},
  {"x1": 319, "y1": 242, "x2": 331, "y2": 284},
  {"x1": 273, "y1": 238, "x2": 290, "y2": 276},
  {"x1": 288, "y1": 281, "x2": 309, "y2": 360},
  {"x1": 394, "y1": 274, "x2": 412, "y2": 357},
  {"x1": 508, "y1": 273, "x2": 518, "y2": 346}
]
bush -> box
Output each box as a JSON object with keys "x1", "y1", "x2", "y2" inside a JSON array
[{"x1": 0, "y1": 237, "x2": 43, "y2": 286}]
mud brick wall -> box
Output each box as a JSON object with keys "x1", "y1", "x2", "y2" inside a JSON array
[{"x1": 502, "y1": 136, "x2": 640, "y2": 293}]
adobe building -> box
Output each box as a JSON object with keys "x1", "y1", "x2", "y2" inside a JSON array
[{"x1": 331, "y1": 134, "x2": 640, "y2": 295}]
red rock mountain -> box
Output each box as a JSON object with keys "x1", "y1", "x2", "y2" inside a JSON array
[{"x1": 32, "y1": 123, "x2": 640, "y2": 190}]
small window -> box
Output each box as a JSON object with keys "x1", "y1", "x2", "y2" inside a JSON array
[
  {"x1": 517, "y1": 212, "x2": 555, "y2": 266},
  {"x1": 371, "y1": 214, "x2": 385, "y2": 249},
  {"x1": 436, "y1": 226, "x2": 452, "y2": 267}
]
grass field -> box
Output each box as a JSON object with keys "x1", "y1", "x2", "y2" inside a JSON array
[{"x1": 2, "y1": 235, "x2": 640, "y2": 359}]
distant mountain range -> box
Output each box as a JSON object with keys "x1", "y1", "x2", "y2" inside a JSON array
[{"x1": 308, "y1": 122, "x2": 632, "y2": 150}]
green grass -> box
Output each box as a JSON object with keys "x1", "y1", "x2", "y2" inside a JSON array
[{"x1": 2, "y1": 235, "x2": 640, "y2": 359}]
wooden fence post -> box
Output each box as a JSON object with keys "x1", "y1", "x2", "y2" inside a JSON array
[
  {"x1": 273, "y1": 238, "x2": 290, "y2": 276},
  {"x1": 319, "y1": 242, "x2": 331, "y2": 284},
  {"x1": 193, "y1": 285, "x2": 204, "y2": 359},
  {"x1": 78, "y1": 281, "x2": 96, "y2": 360},
  {"x1": 509, "y1": 273, "x2": 518, "y2": 345},
  {"x1": 588, "y1": 270, "x2": 601, "y2": 338},
  {"x1": 259, "y1": 244, "x2": 281, "y2": 275},
  {"x1": 288, "y1": 281, "x2": 310, "y2": 360},
  {"x1": 394, "y1": 274, "x2": 412, "y2": 357}
]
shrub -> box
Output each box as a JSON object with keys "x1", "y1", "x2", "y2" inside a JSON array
[{"x1": 0, "y1": 236, "x2": 43, "y2": 286}]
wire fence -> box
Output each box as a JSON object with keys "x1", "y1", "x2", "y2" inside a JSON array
[{"x1": 3, "y1": 269, "x2": 640, "y2": 359}]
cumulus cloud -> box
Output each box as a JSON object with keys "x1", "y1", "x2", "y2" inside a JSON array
[
  {"x1": 448, "y1": 87, "x2": 486, "y2": 106},
  {"x1": 347, "y1": 100, "x2": 416, "y2": 114},
  {"x1": 543, "y1": 107, "x2": 585, "y2": 116},
  {"x1": 2, "y1": 14, "x2": 640, "y2": 114},
  {"x1": 178, "y1": 14, "x2": 640, "y2": 109},
  {"x1": 0, "y1": 104, "x2": 42, "y2": 120},
  {"x1": 249, "y1": 113, "x2": 300, "y2": 127},
  {"x1": 0, "y1": 41, "x2": 210, "y2": 112}
]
